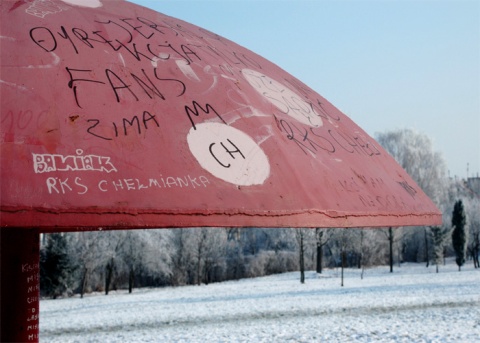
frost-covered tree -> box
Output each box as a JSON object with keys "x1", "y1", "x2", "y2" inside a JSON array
[
  {"x1": 170, "y1": 229, "x2": 193, "y2": 285},
  {"x1": 430, "y1": 226, "x2": 449, "y2": 273},
  {"x1": 224, "y1": 228, "x2": 246, "y2": 280},
  {"x1": 375, "y1": 129, "x2": 448, "y2": 206},
  {"x1": 451, "y1": 200, "x2": 467, "y2": 271},
  {"x1": 102, "y1": 231, "x2": 126, "y2": 295},
  {"x1": 40, "y1": 233, "x2": 75, "y2": 299},
  {"x1": 144, "y1": 230, "x2": 174, "y2": 285},
  {"x1": 464, "y1": 198, "x2": 479, "y2": 268},
  {"x1": 241, "y1": 228, "x2": 298, "y2": 278},
  {"x1": 359, "y1": 228, "x2": 387, "y2": 278},
  {"x1": 183, "y1": 228, "x2": 228, "y2": 285},
  {"x1": 265, "y1": 228, "x2": 292, "y2": 253},
  {"x1": 68, "y1": 231, "x2": 109, "y2": 298},
  {"x1": 116, "y1": 230, "x2": 173, "y2": 293},
  {"x1": 242, "y1": 228, "x2": 262, "y2": 256},
  {"x1": 376, "y1": 129, "x2": 449, "y2": 264},
  {"x1": 201, "y1": 229, "x2": 228, "y2": 284}
]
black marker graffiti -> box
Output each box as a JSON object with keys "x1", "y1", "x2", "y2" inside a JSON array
[
  {"x1": 398, "y1": 180, "x2": 417, "y2": 198},
  {"x1": 65, "y1": 66, "x2": 185, "y2": 108},
  {"x1": 274, "y1": 115, "x2": 381, "y2": 158},
  {"x1": 87, "y1": 111, "x2": 160, "y2": 141},
  {"x1": 29, "y1": 14, "x2": 263, "y2": 71},
  {"x1": 274, "y1": 115, "x2": 335, "y2": 155},
  {"x1": 29, "y1": 23, "x2": 202, "y2": 65},
  {"x1": 185, "y1": 101, "x2": 227, "y2": 130},
  {"x1": 209, "y1": 139, "x2": 245, "y2": 168}
]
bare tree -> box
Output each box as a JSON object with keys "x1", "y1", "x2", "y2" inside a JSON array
[
  {"x1": 68, "y1": 231, "x2": 108, "y2": 298},
  {"x1": 424, "y1": 227, "x2": 431, "y2": 267},
  {"x1": 293, "y1": 228, "x2": 314, "y2": 283},
  {"x1": 430, "y1": 226, "x2": 449, "y2": 273},
  {"x1": 186, "y1": 228, "x2": 228, "y2": 285},
  {"x1": 315, "y1": 228, "x2": 332, "y2": 274},
  {"x1": 340, "y1": 229, "x2": 351, "y2": 287},
  {"x1": 118, "y1": 231, "x2": 143, "y2": 293},
  {"x1": 118, "y1": 230, "x2": 173, "y2": 292},
  {"x1": 381, "y1": 227, "x2": 395, "y2": 273},
  {"x1": 340, "y1": 230, "x2": 345, "y2": 286},
  {"x1": 325, "y1": 228, "x2": 356, "y2": 286},
  {"x1": 103, "y1": 234, "x2": 121, "y2": 295},
  {"x1": 296, "y1": 229, "x2": 306, "y2": 284}
]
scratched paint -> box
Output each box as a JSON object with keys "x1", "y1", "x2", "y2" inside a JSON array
[
  {"x1": 25, "y1": 0, "x2": 69, "y2": 17},
  {"x1": 243, "y1": 69, "x2": 323, "y2": 127}
]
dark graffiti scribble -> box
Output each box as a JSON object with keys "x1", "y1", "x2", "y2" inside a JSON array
[{"x1": 398, "y1": 181, "x2": 417, "y2": 198}]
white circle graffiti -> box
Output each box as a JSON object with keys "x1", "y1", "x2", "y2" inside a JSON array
[
  {"x1": 187, "y1": 123, "x2": 270, "y2": 186},
  {"x1": 242, "y1": 69, "x2": 323, "y2": 127}
]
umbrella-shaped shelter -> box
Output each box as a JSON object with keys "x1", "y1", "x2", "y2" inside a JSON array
[{"x1": 0, "y1": 0, "x2": 441, "y2": 341}]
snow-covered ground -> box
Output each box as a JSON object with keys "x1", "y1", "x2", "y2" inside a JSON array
[{"x1": 40, "y1": 262, "x2": 480, "y2": 343}]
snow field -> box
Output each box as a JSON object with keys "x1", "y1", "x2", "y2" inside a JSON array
[{"x1": 40, "y1": 262, "x2": 480, "y2": 342}]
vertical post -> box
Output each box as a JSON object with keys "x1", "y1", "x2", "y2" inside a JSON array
[
  {"x1": 1, "y1": 228, "x2": 40, "y2": 343},
  {"x1": 389, "y1": 227, "x2": 394, "y2": 273},
  {"x1": 341, "y1": 228, "x2": 346, "y2": 287}
]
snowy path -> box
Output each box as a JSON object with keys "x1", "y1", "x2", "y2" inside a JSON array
[{"x1": 40, "y1": 263, "x2": 480, "y2": 342}]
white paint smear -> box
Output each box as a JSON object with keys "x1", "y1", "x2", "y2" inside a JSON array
[
  {"x1": 176, "y1": 60, "x2": 200, "y2": 82},
  {"x1": 151, "y1": 53, "x2": 170, "y2": 68},
  {"x1": 187, "y1": 123, "x2": 270, "y2": 186},
  {"x1": 0, "y1": 36, "x2": 16, "y2": 42},
  {"x1": 0, "y1": 80, "x2": 29, "y2": 92},
  {"x1": 202, "y1": 65, "x2": 219, "y2": 93},
  {"x1": 118, "y1": 53, "x2": 126, "y2": 67},
  {"x1": 27, "y1": 52, "x2": 60, "y2": 69},
  {"x1": 60, "y1": 0, "x2": 102, "y2": 8},
  {"x1": 242, "y1": 69, "x2": 322, "y2": 127}
]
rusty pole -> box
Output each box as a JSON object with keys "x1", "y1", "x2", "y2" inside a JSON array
[{"x1": 1, "y1": 228, "x2": 40, "y2": 342}]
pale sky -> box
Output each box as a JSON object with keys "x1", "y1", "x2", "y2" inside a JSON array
[{"x1": 129, "y1": 0, "x2": 480, "y2": 179}]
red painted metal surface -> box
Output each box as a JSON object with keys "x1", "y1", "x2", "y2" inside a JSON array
[{"x1": 1, "y1": 0, "x2": 441, "y2": 230}]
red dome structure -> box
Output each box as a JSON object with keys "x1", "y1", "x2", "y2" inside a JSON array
[{"x1": 1, "y1": 0, "x2": 441, "y2": 341}]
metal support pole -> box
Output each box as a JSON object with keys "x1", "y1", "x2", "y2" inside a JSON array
[{"x1": 1, "y1": 228, "x2": 40, "y2": 343}]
